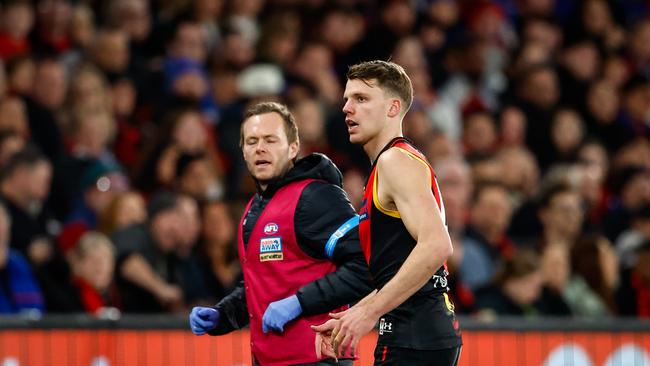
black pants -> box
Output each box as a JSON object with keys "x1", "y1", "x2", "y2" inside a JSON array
[{"x1": 373, "y1": 345, "x2": 461, "y2": 366}]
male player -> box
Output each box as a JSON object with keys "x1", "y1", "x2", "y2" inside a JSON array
[{"x1": 313, "y1": 61, "x2": 462, "y2": 365}]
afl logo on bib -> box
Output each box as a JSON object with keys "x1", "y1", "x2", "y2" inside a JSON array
[{"x1": 263, "y1": 222, "x2": 279, "y2": 234}]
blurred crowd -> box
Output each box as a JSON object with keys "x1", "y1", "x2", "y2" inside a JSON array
[{"x1": 0, "y1": 0, "x2": 649, "y2": 319}]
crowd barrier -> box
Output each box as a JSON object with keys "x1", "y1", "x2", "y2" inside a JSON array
[{"x1": 1, "y1": 315, "x2": 649, "y2": 365}]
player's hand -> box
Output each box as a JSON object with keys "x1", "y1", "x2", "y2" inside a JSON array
[
  {"x1": 189, "y1": 307, "x2": 220, "y2": 335},
  {"x1": 262, "y1": 295, "x2": 302, "y2": 333},
  {"x1": 329, "y1": 304, "x2": 377, "y2": 358},
  {"x1": 311, "y1": 318, "x2": 339, "y2": 360}
]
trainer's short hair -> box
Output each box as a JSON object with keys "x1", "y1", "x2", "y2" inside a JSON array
[
  {"x1": 240, "y1": 102, "x2": 299, "y2": 147},
  {"x1": 347, "y1": 60, "x2": 413, "y2": 114}
]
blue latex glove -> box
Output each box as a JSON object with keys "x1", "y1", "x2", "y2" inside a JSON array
[
  {"x1": 189, "y1": 307, "x2": 220, "y2": 335},
  {"x1": 262, "y1": 295, "x2": 302, "y2": 334}
]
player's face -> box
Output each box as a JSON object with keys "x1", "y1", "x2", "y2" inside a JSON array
[
  {"x1": 342, "y1": 78, "x2": 392, "y2": 145},
  {"x1": 242, "y1": 112, "x2": 298, "y2": 186}
]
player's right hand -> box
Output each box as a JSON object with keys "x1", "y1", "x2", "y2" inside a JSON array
[{"x1": 189, "y1": 307, "x2": 220, "y2": 335}]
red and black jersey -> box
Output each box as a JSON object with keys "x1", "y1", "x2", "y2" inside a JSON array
[
  {"x1": 359, "y1": 137, "x2": 450, "y2": 294},
  {"x1": 359, "y1": 137, "x2": 462, "y2": 350}
]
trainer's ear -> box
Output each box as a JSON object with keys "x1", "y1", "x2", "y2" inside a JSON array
[
  {"x1": 387, "y1": 99, "x2": 401, "y2": 118},
  {"x1": 289, "y1": 139, "x2": 299, "y2": 161}
]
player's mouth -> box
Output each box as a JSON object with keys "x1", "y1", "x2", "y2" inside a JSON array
[{"x1": 346, "y1": 119, "x2": 359, "y2": 133}]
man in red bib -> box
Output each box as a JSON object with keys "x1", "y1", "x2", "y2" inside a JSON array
[
  {"x1": 189, "y1": 102, "x2": 372, "y2": 365},
  {"x1": 313, "y1": 61, "x2": 462, "y2": 365}
]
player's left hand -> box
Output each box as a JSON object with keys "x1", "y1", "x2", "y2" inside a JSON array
[
  {"x1": 262, "y1": 294, "x2": 302, "y2": 333},
  {"x1": 329, "y1": 304, "x2": 378, "y2": 358}
]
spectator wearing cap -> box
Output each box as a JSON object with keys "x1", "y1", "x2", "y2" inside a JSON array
[
  {"x1": 65, "y1": 161, "x2": 128, "y2": 228},
  {"x1": 111, "y1": 191, "x2": 187, "y2": 313},
  {"x1": 163, "y1": 20, "x2": 218, "y2": 123},
  {"x1": 57, "y1": 161, "x2": 129, "y2": 255}
]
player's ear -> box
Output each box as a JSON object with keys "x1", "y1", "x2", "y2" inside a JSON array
[{"x1": 387, "y1": 99, "x2": 401, "y2": 118}]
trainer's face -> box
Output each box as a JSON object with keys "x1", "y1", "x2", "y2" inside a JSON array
[
  {"x1": 342, "y1": 78, "x2": 392, "y2": 145},
  {"x1": 242, "y1": 112, "x2": 298, "y2": 188}
]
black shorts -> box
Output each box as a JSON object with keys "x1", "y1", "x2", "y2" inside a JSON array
[{"x1": 373, "y1": 345, "x2": 461, "y2": 366}]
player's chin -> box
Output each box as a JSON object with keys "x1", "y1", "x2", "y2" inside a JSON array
[{"x1": 348, "y1": 134, "x2": 365, "y2": 145}]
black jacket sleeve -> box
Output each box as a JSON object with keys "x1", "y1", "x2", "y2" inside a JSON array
[
  {"x1": 208, "y1": 280, "x2": 249, "y2": 335},
  {"x1": 294, "y1": 181, "x2": 374, "y2": 316}
]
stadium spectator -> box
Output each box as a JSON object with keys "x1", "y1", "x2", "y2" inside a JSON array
[
  {"x1": 474, "y1": 249, "x2": 544, "y2": 317},
  {"x1": 0, "y1": 201, "x2": 44, "y2": 314},
  {"x1": 0, "y1": 131, "x2": 26, "y2": 168},
  {"x1": 603, "y1": 166, "x2": 650, "y2": 242},
  {"x1": 0, "y1": 96, "x2": 29, "y2": 138},
  {"x1": 135, "y1": 106, "x2": 221, "y2": 194},
  {"x1": 174, "y1": 194, "x2": 209, "y2": 307},
  {"x1": 60, "y1": 161, "x2": 129, "y2": 239},
  {"x1": 537, "y1": 182, "x2": 585, "y2": 248},
  {"x1": 564, "y1": 234, "x2": 619, "y2": 317},
  {"x1": 112, "y1": 191, "x2": 186, "y2": 313},
  {"x1": 616, "y1": 205, "x2": 650, "y2": 269},
  {"x1": 98, "y1": 191, "x2": 147, "y2": 236},
  {"x1": 68, "y1": 231, "x2": 120, "y2": 315},
  {"x1": 173, "y1": 152, "x2": 223, "y2": 202},
  {"x1": 460, "y1": 182, "x2": 515, "y2": 290},
  {"x1": 617, "y1": 240, "x2": 650, "y2": 317},
  {"x1": 195, "y1": 200, "x2": 241, "y2": 304},
  {"x1": 0, "y1": 0, "x2": 34, "y2": 59},
  {"x1": 0, "y1": 147, "x2": 55, "y2": 264},
  {"x1": 23, "y1": 58, "x2": 66, "y2": 160}
]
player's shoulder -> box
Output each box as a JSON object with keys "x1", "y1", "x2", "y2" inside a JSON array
[{"x1": 377, "y1": 146, "x2": 430, "y2": 177}]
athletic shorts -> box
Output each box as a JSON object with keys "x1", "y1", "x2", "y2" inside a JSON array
[{"x1": 373, "y1": 345, "x2": 461, "y2": 366}]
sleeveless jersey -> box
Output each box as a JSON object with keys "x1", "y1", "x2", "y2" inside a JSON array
[{"x1": 358, "y1": 137, "x2": 462, "y2": 350}]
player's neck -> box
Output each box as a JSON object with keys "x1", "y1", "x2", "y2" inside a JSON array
[{"x1": 365, "y1": 123, "x2": 403, "y2": 164}]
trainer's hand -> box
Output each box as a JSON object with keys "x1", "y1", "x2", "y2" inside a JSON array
[
  {"x1": 262, "y1": 295, "x2": 302, "y2": 333},
  {"x1": 189, "y1": 307, "x2": 220, "y2": 335}
]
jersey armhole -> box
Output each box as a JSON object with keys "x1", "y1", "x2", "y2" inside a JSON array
[
  {"x1": 372, "y1": 168, "x2": 401, "y2": 218},
  {"x1": 372, "y1": 147, "x2": 434, "y2": 219}
]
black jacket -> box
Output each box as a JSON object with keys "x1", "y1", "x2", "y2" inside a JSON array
[{"x1": 211, "y1": 153, "x2": 373, "y2": 334}]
